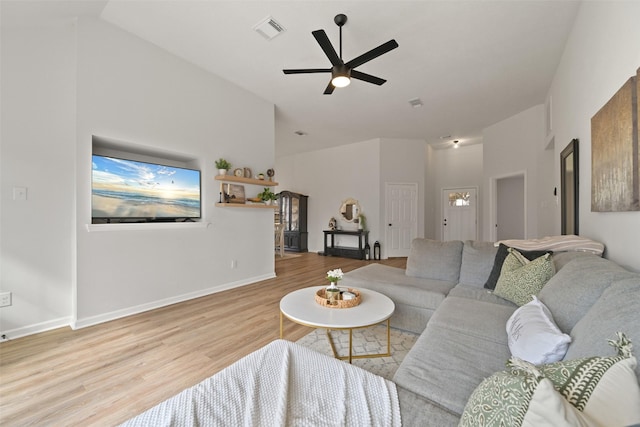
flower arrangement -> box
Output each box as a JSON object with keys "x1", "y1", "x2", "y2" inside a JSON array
[{"x1": 326, "y1": 268, "x2": 344, "y2": 284}]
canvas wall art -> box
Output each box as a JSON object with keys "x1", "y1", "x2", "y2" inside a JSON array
[{"x1": 590, "y1": 68, "x2": 639, "y2": 212}]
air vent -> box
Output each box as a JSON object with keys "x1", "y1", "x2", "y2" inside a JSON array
[
  {"x1": 408, "y1": 98, "x2": 423, "y2": 108},
  {"x1": 253, "y1": 16, "x2": 286, "y2": 40}
]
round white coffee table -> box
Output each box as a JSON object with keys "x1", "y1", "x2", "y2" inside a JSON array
[{"x1": 280, "y1": 286, "x2": 395, "y2": 363}]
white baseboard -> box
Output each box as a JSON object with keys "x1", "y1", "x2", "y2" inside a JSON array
[
  {"x1": 0, "y1": 316, "x2": 73, "y2": 342},
  {"x1": 72, "y1": 273, "x2": 276, "y2": 330},
  {"x1": 0, "y1": 273, "x2": 276, "y2": 340}
]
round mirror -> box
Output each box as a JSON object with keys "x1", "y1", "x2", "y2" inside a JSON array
[{"x1": 340, "y1": 198, "x2": 360, "y2": 222}]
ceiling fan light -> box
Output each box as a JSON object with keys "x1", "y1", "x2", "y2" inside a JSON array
[
  {"x1": 332, "y1": 75, "x2": 351, "y2": 88},
  {"x1": 331, "y1": 64, "x2": 351, "y2": 88}
]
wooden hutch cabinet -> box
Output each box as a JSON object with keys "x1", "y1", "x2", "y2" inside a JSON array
[{"x1": 277, "y1": 191, "x2": 308, "y2": 252}]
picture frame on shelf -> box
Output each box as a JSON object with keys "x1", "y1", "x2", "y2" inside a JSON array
[{"x1": 224, "y1": 184, "x2": 246, "y2": 204}]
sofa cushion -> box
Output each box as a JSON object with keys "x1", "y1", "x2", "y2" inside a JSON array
[
  {"x1": 506, "y1": 296, "x2": 571, "y2": 364},
  {"x1": 448, "y1": 285, "x2": 517, "y2": 307},
  {"x1": 484, "y1": 243, "x2": 552, "y2": 290},
  {"x1": 537, "y1": 255, "x2": 634, "y2": 333},
  {"x1": 493, "y1": 250, "x2": 555, "y2": 306},
  {"x1": 342, "y1": 263, "x2": 454, "y2": 309},
  {"x1": 393, "y1": 297, "x2": 516, "y2": 415},
  {"x1": 564, "y1": 276, "x2": 640, "y2": 381},
  {"x1": 396, "y1": 385, "x2": 461, "y2": 426},
  {"x1": 458, "y1": 241, "x2": 498, "y2": 287},
  {"x1": 405, "y1": 239, "x2": 463, "y2": 282},
  {"x1": 460, "y1": 361, "x2": 596, "y2": 427}
]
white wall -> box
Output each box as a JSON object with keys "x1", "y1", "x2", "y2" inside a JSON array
[
  {"x1": 379, "y1": 138, "x2": 427, "y2": 245},
  {"x1": 276, "y1": 138, "x2": 426, "y2": 257},
  {"x1": 430, "y1": 144, "x2": 484, "y2": 240},
  {"x1": 482, "y1": 105, "x2": 550, "y2": 241},
  {"x1": 547, "y1": 1, "x2": 640, "y2": 271},
  {"x1": 1, "y1": 18, "x2": 277, "y2": 337},
  {"x1": 1, "y1": 23, "x2": 77, "y2": 335},
  {"x1": 276, "y1": 139, "x2": 380, "y2": 255}
]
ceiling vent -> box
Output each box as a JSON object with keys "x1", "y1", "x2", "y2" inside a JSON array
[
  {"x1": 254, "y1": 16, "x2": 286, "y2": 40},
  {"x1": 408, "y1": 98, "x2": 423, "y2": 108}
]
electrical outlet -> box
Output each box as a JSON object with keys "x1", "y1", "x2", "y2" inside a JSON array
[
  {"x1": 0, "y1": 292, "x2": 11, "y2": 307},
  {"x1": 13, "y1": 187, "x2": 27, "y2": 201}
]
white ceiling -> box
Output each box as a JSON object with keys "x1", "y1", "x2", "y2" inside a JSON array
[{"x1": 3, "y1": 1, "x2": 581, "y2": 157}]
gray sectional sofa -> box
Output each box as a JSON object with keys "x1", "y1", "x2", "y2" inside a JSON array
[{"x1": 341, "y1": 238, "x2": 640, "y2": 426}]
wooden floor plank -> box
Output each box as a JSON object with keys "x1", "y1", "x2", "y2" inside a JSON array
[{"x1": 0, "y1": 253, "x2": 406, "y2": 426}]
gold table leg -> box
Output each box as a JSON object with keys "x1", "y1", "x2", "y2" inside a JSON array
[{"x1": 324, "y1": 318, "x2": 392, "y2": 363}]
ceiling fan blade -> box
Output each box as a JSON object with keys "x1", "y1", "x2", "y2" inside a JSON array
[
  {"x1": 351, "y1": 70, "x2": 386, "y2": 86},
  {"x1": 323, "y1": 81, "x2": 336, "y2": 95},
  {"x1": 345, "y1": 39, "x2": 399, "y2": 69},
  {"x1": 283, "y1": 68, "x2": 331, "y2": 74},
  {"x1": 312, "y1": 29, "x2": 342, "y2": 66}
]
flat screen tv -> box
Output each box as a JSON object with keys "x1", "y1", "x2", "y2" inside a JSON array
[{"x1": 92, "y1": 154, "x2": 201, "y2": 223}]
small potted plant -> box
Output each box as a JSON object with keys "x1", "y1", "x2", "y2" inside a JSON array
[
  {"x1": 257, "y1": 187, "x2": 277, "y2": 205},
  {"x1": 358, "y1": 213, "x2": 367, "y2": 231},
  {"x1": 215, "y1": 158, "x2": 231, "y2": 175}
]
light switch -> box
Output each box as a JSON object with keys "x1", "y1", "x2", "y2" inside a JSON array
[{"x1": 13, "y1": 187, "x2": 27, "y2": 201}]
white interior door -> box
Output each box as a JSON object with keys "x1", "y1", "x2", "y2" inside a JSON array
[
  {"x1": 442, "y1": 188, "x2": 477, "y2": 241},
  {"x1": 385, "y1": 183, "x2": 418, "y2": 257}
]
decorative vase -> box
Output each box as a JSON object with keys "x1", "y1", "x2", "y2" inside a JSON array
[
  {"x1": 327, "y1": 281, "x2": 339, "y2": 290},
  {"x1": 326, "y1": 282, "x2": 340, "y2": 305},
  {"x1": 218, "y1": 169, "x2": 227, "y2": 176}
]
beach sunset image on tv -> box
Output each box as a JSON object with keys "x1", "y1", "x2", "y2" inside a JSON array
[{"x1": 92, "y1": 155, "x2": 201, "y2": 221}]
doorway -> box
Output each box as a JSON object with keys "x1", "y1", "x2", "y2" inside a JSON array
[
  {"x1": 492, "y1": 173, "x2": 526, "y2": 241},
  {"x1": 441, "y1": 188, "x2": 477, "y2": 241},
  {"x1": 385, "y1": 183, "x2": 418, "y2": 257}
]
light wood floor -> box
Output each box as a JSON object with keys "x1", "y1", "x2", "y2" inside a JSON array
[{"x1": 0, "y1": 253, "x2": 406, "y2": 426}]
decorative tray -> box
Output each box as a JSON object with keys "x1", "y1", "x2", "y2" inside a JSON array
[{"x1": 315, "y1": 288, "x2": 361, "y2": 309}]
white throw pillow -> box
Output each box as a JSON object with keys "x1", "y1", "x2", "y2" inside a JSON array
[
  {"x1": 506, "y1": 296, "x2": 571, "y2": 364},
  {"x1": 539, "y1": 332, "x2": 640, "y2": 427}
]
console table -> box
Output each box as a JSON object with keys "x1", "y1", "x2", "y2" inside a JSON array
[{"x1": 322, "y1": 229, "x2": 369, "y2": 260}]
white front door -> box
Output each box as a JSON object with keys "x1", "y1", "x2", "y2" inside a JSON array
[
  {"x1": 442, "y1": 188, "x2": 477, "y2": 241},
  {"x1": 385, "y1": 183, "x2": 418, "y2": 257}
]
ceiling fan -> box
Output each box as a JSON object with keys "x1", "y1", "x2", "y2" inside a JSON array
[{"x1": 283, "y1": 14, "x2": 399, "y2": 95}]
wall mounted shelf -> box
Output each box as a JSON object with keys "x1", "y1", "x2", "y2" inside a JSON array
[
  {"x1": 215, "y1": 175, "x2": 278, "y2": 186},
  {"x1": 215, "y1": 174, "x2": 278, "y2": 208}
]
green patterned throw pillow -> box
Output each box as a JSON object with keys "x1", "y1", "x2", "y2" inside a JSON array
[
  {"x1": 538, "y1": 332, "x2": 640, "y2": 427},
  {"x1": 459, "y1": 359, "x2": 596, "y2": 427},
  {"x1": 460, "y1": 333, "x2": 640, "y2": 427},
  {"x1": 493, "y1": 248, "x2": 555, "y2": 306}
]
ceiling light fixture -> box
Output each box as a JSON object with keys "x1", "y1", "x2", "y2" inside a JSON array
[
  {"x1": 453, "y1": 140, "x2": 460, "y2": 149},
  {"x1": 331, "y1": 64, "x2": 351, "y2": 88}
]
